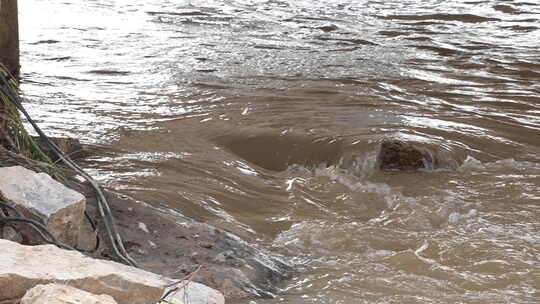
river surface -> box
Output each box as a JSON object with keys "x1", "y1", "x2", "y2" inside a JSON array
[{"x1": 19, "y1": 1, "x2": 539, "y2": 303}]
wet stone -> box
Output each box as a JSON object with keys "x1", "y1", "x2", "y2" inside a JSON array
[
  {"x1": 318, "y1": 24, "x2": 339, "y2": 32},
  {"x1": 31, "y1": 136, "x2": 86, "y2": 161},
  {"x1": 377, "y1": 140, "x2": 434, "y2": 171}
]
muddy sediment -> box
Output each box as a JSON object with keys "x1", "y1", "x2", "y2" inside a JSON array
[{"x1": 68, "y1": 181, "x2": 292, "y2": 302}]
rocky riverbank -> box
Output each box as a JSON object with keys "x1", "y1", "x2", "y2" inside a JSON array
[
  {"x1": 0, "y1": 162, "x2": 292, "y2": 304},
  {"x1": 68, "y1": 181, "x2": 293, "y2": 300}
]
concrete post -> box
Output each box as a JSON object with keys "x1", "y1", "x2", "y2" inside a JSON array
[{"x1": 0, "y1": 0, "x2": 20, "y2": 75}]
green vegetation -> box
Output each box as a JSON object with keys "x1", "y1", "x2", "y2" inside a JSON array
[{"x1": 0, "y1": 63, "x2": 65, "y2": 179}]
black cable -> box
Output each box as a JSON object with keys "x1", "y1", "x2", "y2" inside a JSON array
[
  {"x1": 0, "y1": 217, "x2": 75, "y2": 250},
  {"x1": 0, "y1": 74, "x2": 136, "y2": 267},
  {"x1": 0, "y1": 201, "x2": 74, "y2": 250},
  {"x1": 2, "y1": 199, "x2": 99, "y2": 252},
  {"x1": 0, "y1": 201, "x2": 98, "y2": 253},
  {"x1": 0, "y1": 79, "x2": 129, "y2": 263},
  {"x1": 0, "y1": 78, "x2": 128, "y2": 262},
  {"x1": 0, "y1": 200, "x2": 22, "y2": 216},
  {"x1": 84, "y1": 210, "x2": 100, "y2": 251}
]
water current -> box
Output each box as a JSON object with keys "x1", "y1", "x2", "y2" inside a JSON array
[{"x1": 19, "y1": 0, "x2": 539, "y2": 303}]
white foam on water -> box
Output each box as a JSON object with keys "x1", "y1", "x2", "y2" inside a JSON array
[
  {"x1": 459, "y1": 156, "x2": 540, "y2": 173},
  {"x1": 448, "y1": 208, "x2": 478, "y2": 224},
  {"x1": 312, "y1": 164, "x2": 403, "y2": 211},
  {"x1": 458, "y1": 155, "x2": 486, "y2": 171},
  {"x1": 285, "y1": 153, "x2": 477, "y2": 228}
]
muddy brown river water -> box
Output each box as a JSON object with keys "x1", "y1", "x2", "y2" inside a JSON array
[{"x1": 19, "y1": 0, "x2": 539, "y2": 303}]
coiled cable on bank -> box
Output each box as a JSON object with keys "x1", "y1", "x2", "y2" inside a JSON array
[{"x1": 0, "y1": 73, "x2": 138, "y2": 267}]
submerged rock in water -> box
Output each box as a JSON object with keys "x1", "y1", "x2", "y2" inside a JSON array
[
  {"x1": 318, "y1": 24, "x2": 339, "y2": 32},
  {"x1": 31, "y1": 136, "x2": 87, "y2": 160},
  {"x1": 193, "y1": 223, "x2": 293, "y2": 299},
  {"x1": 377, "y1": 140, "x2": 434, "y2": 171}
]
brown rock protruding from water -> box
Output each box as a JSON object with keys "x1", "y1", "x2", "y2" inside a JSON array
[
  {"x1": 377, "y1": 140, "x2": 434, "y2": 171},
  {"x1": 31, "y1": 136, "x2": 87, "y2": 161}
]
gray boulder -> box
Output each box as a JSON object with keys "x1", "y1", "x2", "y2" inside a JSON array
[{"x1": 0, "y1": 166, "x2": 85, "y2": 246}]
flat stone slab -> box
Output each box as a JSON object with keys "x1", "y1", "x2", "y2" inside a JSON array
[
  {"x1": 0, "y1": 239, "x2": 224, "y2": 304},
  {"x1": 0, "y1": 166, "x2": 85, "y2": 246},
  {"x1": 21, "y1": 284, "x2": 117, "y2": 304}
]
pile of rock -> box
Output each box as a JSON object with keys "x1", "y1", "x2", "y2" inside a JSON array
[{"x1": 0, "y1": 166, "x2": 224, "y2": 304}]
